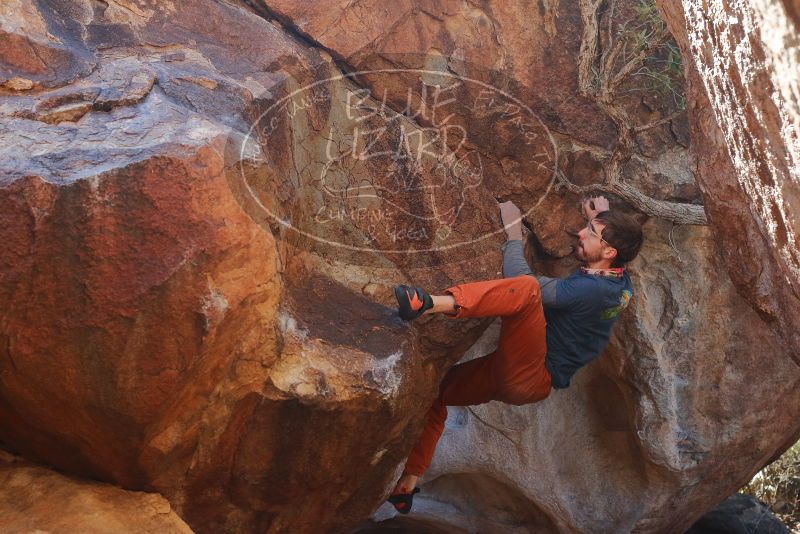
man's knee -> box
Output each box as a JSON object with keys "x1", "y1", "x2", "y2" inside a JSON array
[
  {"x1": 507, "y1": 275, "x2": 542, "y2": 312},
  {"x1": 522, "y1": 274, "x2": 541, "y2": 296},
  {"x1": 498, "y1": 383, "x2": 550, "y2": 406}
]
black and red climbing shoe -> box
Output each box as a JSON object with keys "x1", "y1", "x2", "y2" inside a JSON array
[
  {"x1": 387, "y1": 487, "x2": 420, "y2": 514},
  {"x1": 394, "y1": 285, "x2": 433, "y2": 321}
]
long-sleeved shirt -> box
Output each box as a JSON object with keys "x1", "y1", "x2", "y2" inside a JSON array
[{"x1": 500, "y1": 239, "x2": 633, "y2": 389}]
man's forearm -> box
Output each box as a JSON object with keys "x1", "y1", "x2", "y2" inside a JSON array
[{"x1": 501, "y1": 239, "x2": 532, "y2": 277}]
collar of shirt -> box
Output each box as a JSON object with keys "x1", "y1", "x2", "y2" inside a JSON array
[{"x1": 579, "y1": 266, "x2": 626, "y2": 278}]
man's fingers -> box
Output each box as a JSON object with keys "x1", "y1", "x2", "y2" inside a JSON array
[
  {"x1": 584, "y1": 195, "x2": 611, "y2": 215},
  {"x1": 582, "y1": 198, "x2": 595, "y2": 217}
]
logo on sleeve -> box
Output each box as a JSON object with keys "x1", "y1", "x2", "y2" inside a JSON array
[{"x1": 600, "y1": 289, "x2": 632, "y2": 320}]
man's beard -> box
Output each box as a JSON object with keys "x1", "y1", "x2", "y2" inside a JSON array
[{"x1": 575, "y1": 244, "x2": 603, "y2": 264}]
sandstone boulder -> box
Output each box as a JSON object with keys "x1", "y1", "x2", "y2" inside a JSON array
[
  {"x1": 0, "y1": 1, "x2": 487, "y2": 532},
  {"x1": 657, "y1": 0, "x2": 800, "y2": 364},
  {"x1": 0, "y1": 453, "x2": 193, "y2": 534}
]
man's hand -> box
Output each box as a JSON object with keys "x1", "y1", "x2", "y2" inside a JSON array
[
  {"x1": 498, "y1": 200, "x2": 523, "y2": 240},
  {"x1": 582, "y1": 195, "x2": 610, "y2": 220}
]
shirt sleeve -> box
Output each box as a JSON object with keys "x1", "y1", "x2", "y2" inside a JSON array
[
  {"x1": 500, "y1": 240, "x2": 559, "y2": 307},
  {"x1": 501, "y1": 239, "x2": 532, "y2": 277}
]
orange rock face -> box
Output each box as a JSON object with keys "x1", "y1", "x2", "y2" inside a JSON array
[
  {"x1": 0, "y1": 0, "x2": 798, "y2": 533},
  {"x1": 0, "y1": 454, "x2": 193, "y2": 534},
  {"x1": 0, "y1": 2, "x2": 488, "y2": 532}
]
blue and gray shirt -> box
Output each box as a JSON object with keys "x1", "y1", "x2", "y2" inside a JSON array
[{"x1": 501, "y1": 240, "x2": 633, "y2": 389}]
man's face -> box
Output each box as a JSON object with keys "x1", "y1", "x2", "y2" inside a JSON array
[{"x1": 575, "y1": 219, "x2": 608, "y2": 264}]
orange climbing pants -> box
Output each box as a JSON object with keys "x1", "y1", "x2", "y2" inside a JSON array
[{"x1": 404, "y1": 275, "x2": 551, "y2": 477}]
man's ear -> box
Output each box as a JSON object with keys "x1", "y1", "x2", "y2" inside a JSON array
[{"x1": 603, "y1": 246, "x2": 618, "y2": 262}]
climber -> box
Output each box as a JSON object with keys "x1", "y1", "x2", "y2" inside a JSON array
[{"x1": 386, "y1": 196, "x2": 643, "y2": 514}]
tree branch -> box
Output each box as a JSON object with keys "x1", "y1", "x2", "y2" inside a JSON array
[
  {"x1": 610, "y1": 30, "x2": 670, "y2": 90},
  {"x1": 578, "y1": 0, "x2": 605, "y2": 96},
  {"x1": 556, "y1": 171, "x2": 707, "y2": 224},
  {"x1": 634, "y1": 109, "x2": 684, "y2": 132}
]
